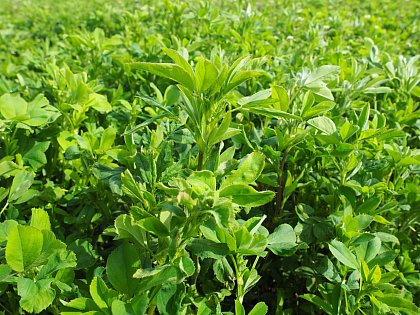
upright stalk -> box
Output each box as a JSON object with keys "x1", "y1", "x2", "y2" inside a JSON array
[
  {"x1": 197, "y1": 150, "x2": 204, "y2": 171},
  {"x1": 275, "y1": 150, "x2": 288, "y2": 217}
]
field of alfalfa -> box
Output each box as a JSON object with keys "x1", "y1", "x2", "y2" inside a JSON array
[{"x1": 0, "y1": 0, "x2": 419, "y2": 314}]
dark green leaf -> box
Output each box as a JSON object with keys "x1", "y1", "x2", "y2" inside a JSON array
[
  {"x1": 187, "y1": 239, "x2": 230, "y2": 259},
  {"x1": 107, "y1": 242, "x2": 140, "y2": 295}
]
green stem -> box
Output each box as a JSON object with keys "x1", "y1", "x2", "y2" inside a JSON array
[
  {"x1": 231, "y1": 255, "x2": 243, "y2": 303},
  {"x1": 147, "y1": 305, "x2": 156, "y2": 315},
  {"x1": 197, "y1": 150, "x2": 204, "y2": 171},
  {"x1": 275, "y1": 150, "x2": 288, "y2": 218},
  {"x1": 251, "y1": 256, "x2": 260, "y2": 271},
  {"x1": 0, "y1": 302, "x2": 13, "y2": 315},
  {"x1": 147, "y1": 286, "x2": 161, "y2": 315},
  {"x1": 191, "y1": 254, "x2": 201, "y2": 287},
  {"x1": 0, "y1": 202, "x2": 9, "y2": 218},
  {"x1": 289, "y1": 84, "x2": 301, "y2": 113}
]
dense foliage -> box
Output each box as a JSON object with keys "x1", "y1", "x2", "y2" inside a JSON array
[{"x1": 0, "y1": 0, "x2": 419, "y2": 314}]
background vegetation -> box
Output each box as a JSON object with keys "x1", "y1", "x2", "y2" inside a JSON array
[{"x1": 0, "y1": 0, "x2": 419, "y2": 314}]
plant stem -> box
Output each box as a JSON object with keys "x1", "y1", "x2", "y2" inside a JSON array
[
  {"x1": 231, "y1": 254, "x2": 243, "y2": 303},
  {"x1": 251, "y1": 256, "x2": 260, "y2": 271},
  {"x1": 147, "y1": 305, "x2": 156, "y2": 315},
  {"x1": 275, "y1": 151, "x2": 288, "y2": 218},
  {"x1": 191, "y1": 254, "x2": 201, "y2": 287},
  {"x1": 0, "y1": 202, "x2": 9, "y2": 218},
  {"x1": 197, "y1": 150, "x2": 204, "y2": 171}
]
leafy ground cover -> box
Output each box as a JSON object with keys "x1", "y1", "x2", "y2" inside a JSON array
[{"x1": 0, "y1": 0, "x2": 419, "y2": 314}]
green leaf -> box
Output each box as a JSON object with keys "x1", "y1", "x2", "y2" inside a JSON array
[
  {"x1": 271, "y1": 85, "x2": 289, "y2": 111},
  {"x1": 124, "y1": 112, "x2": 171, "y2": 135},
  {"x1": 33, "y1": 230, "x2": 67, "y2": 267},
  {"x1": 375, "y1": 129, "x2": 406, "y2": 141},
  {"x1": 368, "y1": 265, "x2": 381, "y2": 283},
  {"x1": 179, "y1": 255, "x2": 195, "y2": 277},
  {"x1": 301, "y1": 294, "x2": 333, "y2": 315},
  {"x1": 331, "y1": 143, "x2": 354, "y2": 157},
  {"x1": 220, "y1": 152, "x2": 265, "y2": 190},
  {"x1": 328, "y1": 239, "x2": 359, "y2": 269},
  {"x1": 219, "y1": 184, "x2": 275, "y2": 207},
  {"x1": 306, "y1": 82, "x2": 335, "y2": 101},
  {"x1": 235, "y1": 300, "x2": 246, "y2": 315},
  {"x1": 163, "y1": 85, "x2": 180, "y2": 107},
  {"x1": 340, "y1": 121, "x2": 359, "y2": 141},
  {"x1": 0, "y1": 160, "x2": 19, "y2": 177},
  {"x1": 225, "y1": 70, "x2": 264, "y2": 94},
  {"x1": 106, "y1": 242, "x2": 140, "y2": 295},
  {"x1": 86, "y1": 93, "x2": 112, "y2": 113},
  {"x1": 25, "y1": 94, "x2": 59, "y2": 126},
  {"x1": 100, "y1": 127, "x2": 116, "y2": 152},
  {"x1": 376, "y1": 295, "x2": 419, "y2": 314},
  {"x1": 350, "y1": 233, "x2": 376, "y2": 245},
  {"x1": 195, "y1": 57, "x2": 219, "y2": 92},
  {"x1": 308, "y1": 116, "x2": 337, "y2": 135},
  {"x1": 213, "y1": 257, "x2": 234, "y2": 285},
  {"x1": 111, "y1": 300, "x2": 136, "y2": 315},
  {"x1": 37, "y1": 249, "x2": 77, "y2": 280},
  {"x1": 302, "y1": 101, "x2": 335, "y2": 120},
  {"x1": 241, "y1": 104, "x2": 301, "y2": 120},
  {"x1": 133, "y1": 265, "x2": 181, "y2": 293},
  {"x1": 23, "y1": 141, "x2": 50, "y2": 171},
  {"x1": 356, "y1": 197, "x2": 381, "y2": 214},
  {"x1": 374, "y1": 232, "x2": 399, "y2": 244},
  {"x1": 353, "y1": 214, "x2": 373, "y2": 230},
  {"x1": 130, "y1": 294, "x2": 149, "y2": 315},
  {"x1": 162, "y1": 48, "x2": 194, "y2": 79},
  {"x1": 0, "y1": 220, "x2": 18, "y2": 244},
  {"x1": 398, "y1": 156, "x2": 420, "y2": 166},
  {"x1": 237, "y1": 89, "x2": 272, "y2": 105},
  {"x1": 305, "y1": 66, "x2": 340, "y2": 85},
  {"x1": 317, "y1": 257, "x2": 341, "y2": 282},
  {"x1": 267, "y1": 224, "x2": 300, "y2": 256},
  {"x1": 188, "y1": 170, "x2": 216, "y2": 194},
  {"x1": 157, "y1": 283, "x2": 185, "y2": 315},
  {"x1": 6, "y1": 225, "x2": 43, "y2": 272},
  {"x1": 17, "y1": 278, "x2": 55, "y2": 314},
  {"x1": 90, "y1": 277, "x2": 117, "y2": 314},
  {"x1": 0, "y1": 187, "x2": 8, "y2": 204},
  {"x1": 30, "y1": 208, "x2": 51, "y2": 231},
  {"x1": 235, "y1": 227, "x2": 253, "y2": 250},
  {"x1": 355, "y1": 237, "x2": 381, "y2": 263},
  {"x1": 357, "y1": 103, "x2": 370, "y2": 131},
  {"x1": 0, "y1": 264, "x2": 12, "y2": 282},
  {"x1": 137, "y1": 217, "x2": 169, "y2": 237},
  {"x1": 62, "y1": 310, "x2": 102, "y2": 315},
  {"x1": 368, "y1": 251, "x2": 398, "y2": 268},
  {"x1": 248, "y1": 302, "x2": 268, "y2": 315},
  {"x1": 130, "y1": 62, "x2": 195, "y2": 91},
  {"x1": 63, "y1": 297, "x2": 100, "y2": 311},
  {"x1": 364, "y1": 87, "x2": 392, "y2": 94},
  {"x1": 208, "y1": 113, "x2": 240, "y2": 147},
  {"x1": 0, "y1": 93, "x2": 28, "y2": 120},
  {"x1": 121, "y1": 170, "x2": 156, "y2": 206},
  {"x1": 8, "y1": 170, "x2": 34, "y2": 203},
  {"x1": 114, "y1": 214, "x2": 146, "y2": 247},
  {"x1": 68, "y1": 238, "x2": 98, "y2": 269},
  {"x1": 187, "y1": 239, "x2": 230, "y2": 259}
]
